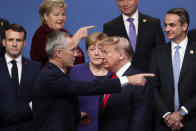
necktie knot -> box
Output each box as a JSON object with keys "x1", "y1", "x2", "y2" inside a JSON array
[
  {"x1": 112, "y1": 73, "x2": 117, "y2": 79},
  {"x1": 175, "y1": 45, "x2": 181, "y2": 51},
  {"x1": 127, "y1": 17, "x2": 134, "y2": 23},
  {"x1": 11, "y1": 60, "x2": 17, "y2": 65}
]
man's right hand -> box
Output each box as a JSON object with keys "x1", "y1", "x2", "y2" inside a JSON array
[{"x1": 127, "y1": 73, "x2": 155, "y2": 86}]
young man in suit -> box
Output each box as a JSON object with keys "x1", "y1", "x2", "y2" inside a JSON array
[
  {"x1": 103, "y1": 0, "x2": 165, "y2": 72},
  {"x1": 98, "y1": 36, "x2": 152, "y2": 131},
  {"x1": 188, "y1": 28, "x2": 196, "y2": 42},
  {"x1": 150, "y1": 8, "x2": 196, "y2": 131},
  {"x1": 32, "y1": 31, "x2": 154, "y2": 131},
  {"x1": 0, "y1": 24, "x2": 42, "y2": 131},
  {"x1": 0, "y1": 18, "x2": 9, "y2": 57}
]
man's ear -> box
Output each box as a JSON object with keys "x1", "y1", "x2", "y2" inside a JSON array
[{"x1": 2, "y1": 39, "x2": 5, "y2": 47}]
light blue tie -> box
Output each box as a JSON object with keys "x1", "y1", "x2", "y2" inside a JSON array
[{"x1": 173, "y1": 45, "x2": 181, "y2": 111}]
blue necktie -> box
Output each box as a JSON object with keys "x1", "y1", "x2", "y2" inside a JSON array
[
  {"x1": 173, "y1": 45, "x2": 181, "y2": 111},
  {"x1": 127, "y1": 18, "x2": 136, "y2": 52}
]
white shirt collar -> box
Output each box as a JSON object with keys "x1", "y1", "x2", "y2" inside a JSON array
[
  {"x1": 5, "y1": 54, "x2": 22, "y2": 64},
  {"x1": 171, "y1": 36, "x2": 188, "y2": 50},
  {"x1": 116, "y1": 62, "x2": 131, "y2": 77}
]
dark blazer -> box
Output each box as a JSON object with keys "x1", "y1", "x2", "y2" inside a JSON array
[
  {"x1": 103, "y1": 13, "x2": 165, "y2": 72},
  {"x1": 0, "y1": 105, "x2": 32, "y2": 127},
  {"x1": 98, "y1": 65, "x2": 152, "y2": 131},
  {"x1": 0, "y1": 18, "x2": 9, "y2": 57},
  {"x1": 32, "y1": 62, "x2": 121, "y2": 131},
  {"x1": 188, "y1": 28, "x2": 196, "y2": 42},
  {"x1": 149, "y1": 40, "x2": 196, "y2": 131},
  {"x1": 0, "y1": 57, "x2": 41, "y2": 131}
]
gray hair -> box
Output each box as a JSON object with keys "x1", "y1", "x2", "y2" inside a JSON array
[{"x1": 45, "y1": 30, "x2": 70, "y2": 58}]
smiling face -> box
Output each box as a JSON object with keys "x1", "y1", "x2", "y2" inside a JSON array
[
  {"x1": 44, "y1": 6, "x2": 66, "y2": 30},
  {"x1": 164, "y1": 14, "x2": 188, "y2": 44},
  {"x1": 117, "y1": 0, "x2": 139, "y2": 17},
  {"x1": 3, "y1": 29, "x2": 25, "y2": 59}
]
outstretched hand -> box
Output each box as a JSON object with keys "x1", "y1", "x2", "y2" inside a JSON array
[
  {"x1": 127, "y1": 73, "x2": 155, "y2": 86},
  {"x1": 73, "y1": 25, "x2": 95, "y2": 44}
]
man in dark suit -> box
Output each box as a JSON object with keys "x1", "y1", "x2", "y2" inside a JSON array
[
  {"x1": 0, "y1": 24, "x2": 42, "y2": 131},
  {"x1": 98, "y1": 36, "x2": 152, "y2": 131},
  {"x1": 0, "y1": 105, "x2": 32, "y2": 127},
  {"x1": 150, "y1": 8, "x2": 196, "y2": 131},
  {"x1": 188, "y1": 28, "x2": 196, "y2": 42},
  {"x1": 32, "y1": 31, "x2": 154, "y2": 131},
  {"x1": 0, "y1": 18, "x2": 9, "y2": 57},
  {"x1": 103, "y1": 0, "x2": 165, "y2": 72}
]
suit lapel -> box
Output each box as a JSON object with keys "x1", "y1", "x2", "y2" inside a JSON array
[
  {"x1": 165, "y1": 42, "x2": 175, "y2": 92},
  {"x1": 17, "y1": 57, "x2": 28, "y2": 96},
  {"x1": 136, "y1": 13, "x2": 147, "y2": 54},
  {"x1": 118, "y1": 15, "x2": 129, "y2": 39},
  {"x1": 179, "y1": 40, "x2": 195, "y2": 83}
]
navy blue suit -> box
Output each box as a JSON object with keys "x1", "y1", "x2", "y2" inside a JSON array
[
  {"x1": 32, "y1": 62, "x2": 121, "y2": 131},
  {"x1": 103, "y1": 13, "x2": 165, "y2": 72},
  {"x1": 98, "y1": 65, "x2": 152, "y2": 131},
  {"x1": 0, "y1": 57, "x2": 41, "y2": 131},
  {"x1": 150, "y1": 40, "x2": 196, "y2": 131}
]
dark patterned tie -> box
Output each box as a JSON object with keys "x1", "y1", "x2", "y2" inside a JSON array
[{"x1": 11, "y1": 60, "x2": 19, "y2": 88}]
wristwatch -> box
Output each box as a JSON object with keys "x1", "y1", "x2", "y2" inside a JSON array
[{"x1": 179, "y1": 109, "x2": 186, "y2": 117}]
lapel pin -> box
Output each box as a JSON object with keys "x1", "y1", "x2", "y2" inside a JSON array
[
  {"x1": 142, "y1": 19, "x2": 147, "y2": 23},
  {"x1": 0, "y1": 22, "x2": 3, "y2": 26},
  {"x1": 190, "y1": 50, "x2": 194, "y2": 54}
]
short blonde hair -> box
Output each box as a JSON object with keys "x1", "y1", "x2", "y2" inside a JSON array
[
  {"x1": 100, "y1": 36, "x2": 133, "y2": 60},
  {"x1": 39, "y1": 0, "x2": 67, "y2": 24},
  {"x1": 85, "y1": 32, "x2": 108, "y2": 50}
]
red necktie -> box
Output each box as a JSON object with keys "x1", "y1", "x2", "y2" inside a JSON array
[{"x1": 103, "y1": 73, "x2": 117, "y2": 110}]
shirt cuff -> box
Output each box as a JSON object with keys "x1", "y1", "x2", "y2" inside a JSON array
[
  {"x1": 181, "y1": 106, "x2": 188, "y2": 114},
  {"x1": 119, "y1": 76, "x2": 129, "y2": 87},
  {"x1": 29, "y1": 101, "x2": 32, "y2": 111},
  {"x1": 163, "y1": 112, "x2": 171, "y2": 119}
]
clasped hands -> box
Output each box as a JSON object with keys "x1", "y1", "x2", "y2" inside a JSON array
[{"x1": 164, "y1": 111, "x2": 184, "y2": 131}]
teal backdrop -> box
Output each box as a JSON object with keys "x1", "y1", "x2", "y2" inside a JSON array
[{"x1": 0, "y1": 0, "x2": 195, "y2": 61}]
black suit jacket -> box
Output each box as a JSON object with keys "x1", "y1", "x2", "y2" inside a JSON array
[
  {"x1": 32, "y1": 62, "x2": 122, "y2": 131},
  {"x1": 0, "y1": 57, "x2": 41, "y2": 131},
  {"x1": 188, "y1": 28, "x2": 196, "y2": 42},
  {"x1": 103, "y1": 13, "x2": 165, "y2": 72},
  {"x1": 0, "y1": 18, "x2": 9, "y2": 57},
  {"x1": 0, "y1": 105, "x2": 32, "y2": 127},
  {"x1": 149, "y1": 40, "x2": 196, "y2": 131},
  {"x1": 98, "y1": 65, "x2": 152, "y2": 131}
]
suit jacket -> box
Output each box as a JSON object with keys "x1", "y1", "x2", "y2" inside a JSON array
[
  {"x1": 69, "y1": 63, "x2": 111, "y2": 131},
  {"x1": 149, "y1": 40, "x2": 196, "y2": 131},
  {"x1": 103, "y1": 13, "x2": 165, "y2": 72},
  {"x1": 0, "y1": 105, "x2": 32, "y2": 127},
  {"x1": 0, "y1": 18, "x2": 9, "y2": 57},
  {"x1": 32, "y1": 62, "x2": 121, "y2": 131},
  {"x1": 0, "y1": 57, "x2": 41, "y2": 131},
  {"x1": 188, "y1": 28, "x2": 196, "y2": 42},
  {"x1": 98, "y1": 65, "x2": 152, "y2": 131}
]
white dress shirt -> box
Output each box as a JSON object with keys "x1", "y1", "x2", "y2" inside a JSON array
[
  {"x1": 122, "y1": 10, "x2": 139, "y2": 36},
  {"x1": 163, "y1": 36, "x2": 189, "y2": 119},
  {"x1": 5, "y1": 54, "x2": 22, "y2": 84},
  {"x1": 5, "y1": 54, "x2": 32, "y2": 110}
]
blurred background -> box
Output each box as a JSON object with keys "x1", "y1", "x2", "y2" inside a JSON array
[{"x1": 0, "y1": 0, "x2": 195, "y2": 61}]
